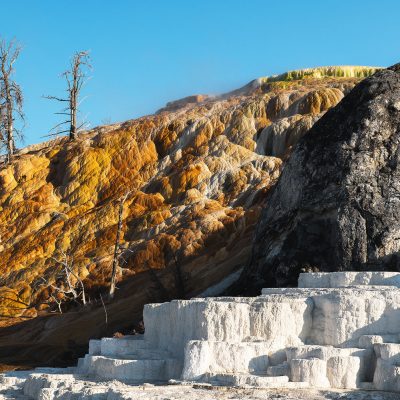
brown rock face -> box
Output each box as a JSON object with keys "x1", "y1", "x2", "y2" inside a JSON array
[{"x1": 0, "y1": 67, "x2": 379, "y2": 368}]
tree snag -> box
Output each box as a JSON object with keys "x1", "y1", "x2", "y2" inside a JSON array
[
  {"x1": 109, "y1": 191, "x2": 130, "y2": 299},
  {"x1": 44, "y1": 50, "x2": 91, "y2": 141},
  {"x1": 0, "y1": 38, "x2": 24, "y2": 161},
  {"x1": 40, "y1": 251, "x2": 87, "y2": 313}
]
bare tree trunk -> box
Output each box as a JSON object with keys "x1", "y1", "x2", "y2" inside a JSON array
[
  {"x1": 70, "y1": 104, "x2": 77, "y2": 140},
  {"x1": 46, "y1": 252, "x2": 87, "y2": 309},
  {"x1": 68, "y1": 265, "x2": 87, "y2": 305},
  {"x1": 109, "y1": 192, "x2": 129, "y2": 299},
  {"x1": 69, "y1": 69, "x2": 77, "y2": 140},
  {"x1": 6, "y1": 105, "x2": 14, "y2": 158},
  {"x1": 4, "y1": 78, "x2": 14, "y2": 157},
  {"x1": 44, "y1": 51, "x2": 90, "y2": 141},
  {"x1": 0, "y1": 39, "x2": 23, "y2": 160}
]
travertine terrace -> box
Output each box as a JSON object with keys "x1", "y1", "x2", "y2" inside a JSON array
[
  {"x1": 1, "y1": 271, "x2": 400, "y2": 399},
  {"x1": 0, "y1": 66, "x2": 381, "y2": 368}
]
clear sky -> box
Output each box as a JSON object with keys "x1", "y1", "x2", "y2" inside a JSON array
[{"x1": 1, "y1": 0, "x2": 400, "y2": 146}]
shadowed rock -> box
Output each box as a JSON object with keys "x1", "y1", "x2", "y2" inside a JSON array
[{"x1": 240, "y1": 64, "x2": 400, "y2": 291}]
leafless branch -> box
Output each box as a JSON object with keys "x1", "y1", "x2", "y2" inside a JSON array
[
  {"x1": 49, "y1": 120, "x2": 71, "y2": 132},
  {"x1": 43, "y1": 95, "x2": 69, "y2": 102},
  {"x1": 41, "y1": 129, "x2": 70, "y2": 138},
  {"x1": 38, "y1": 251, "x2": 87, "y2": 313}
]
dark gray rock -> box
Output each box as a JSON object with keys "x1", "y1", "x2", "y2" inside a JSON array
[{"x1": 240, "y1": 64, "x2": 400, "y2": 292}]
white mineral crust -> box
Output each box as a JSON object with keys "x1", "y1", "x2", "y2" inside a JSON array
[{"x1": 2, "y1": 272, "x2": 400, "y2": 399}]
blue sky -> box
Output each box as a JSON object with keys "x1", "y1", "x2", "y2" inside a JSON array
[{"x1": 1, "y1": 0, "x2": 400, "y2": 146}]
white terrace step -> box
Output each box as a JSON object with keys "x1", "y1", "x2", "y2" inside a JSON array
[
  {"x1": 206, "y1": 373, "x2": 309, "y2": 388},
  {"x1": 287, "y1": 345, "x2": 375, "y2": 387},
  {"x1": 182, "y1": 340, "x2": 270, "y2": 381},
  {"x1": 298, "y1": 271, "x2": 400, "y2": 288},
  {"x1": 88, "y1": 335, "x2": 148, "y2": 357},
  {"x1": 260, "y1": 285, "x2": 399, "y2": 296},
  {"x1": 115, "y1": 349, "x2": 172, "y2": 360},
  {"x1": 373, "y1": 342, "x2": 400, "y2": 391},
  {"x1": 90, "y1": 340, "x2": 170, "y2": 361},
  {"x1": 266, "y1": 362, "x2": 289, "y2": 377},
  {"x1": 18, "y1": 272, "x2": 400, "y2": 393},
  {"x1": 285, "y1": 345, "x2": 374, "y2": 362},
  {"x1": 373, "y1": 342, "x2": 400, "y2": 361},
  {"x1": 100, "y1": 336, "x2": 148, "y2": 357},
  {"x1": 373, "y1": 358, "x2": 400, "y2": 391},
  {"x1": 85, "y1": 355, "x2": 182, "y2": 382},
  {"x1": 358, "y1": 334, "x2": 400, "y2": 348}
]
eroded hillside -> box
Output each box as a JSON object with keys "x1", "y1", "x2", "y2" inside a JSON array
[{"x1": 0, "y1": 66, "x2": 380, "y2": 367}]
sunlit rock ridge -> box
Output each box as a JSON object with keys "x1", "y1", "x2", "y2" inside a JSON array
[{"x1": 0, "y1": 66, "x2": 380, "y2": 367}]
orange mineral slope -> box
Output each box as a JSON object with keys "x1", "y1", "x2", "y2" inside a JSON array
[{"x1": 0, "y1": 66, "x2": 380, "y2": 368}]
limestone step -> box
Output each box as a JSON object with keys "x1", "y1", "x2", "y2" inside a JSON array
[
  {"x1": 372, "y1": 343, "x2": 400, "y2": 390},
  {"x1": 88, "y1": 339, "x2": 101, "y2": 355},
  {"x1": 85, "y1": 355, "x2": 182, "y2": 382},
  {"x1": 359, "y1": 334, "x2": 399, "y2": 348},
  {"x1": 266, "y1": 362, "x2": 289, "y2": 377},
  {"x1": 289, "y1": 353, "x2": 373, "y2": 390},
  {"x1": 290, "y1": 358, "x2": 330, "y2": 388},
  {"x1": 34, "y1": 367, "x2": 76, "y2": 373},
  {"x1": 100, "y1": 336, "x2": 148, "y2": 357},
  {"x1": 261, "y1": 286, "x2": 399, "y2": 295},
  {"x1": 89, "y1": 340, "x2": 170, "y2": 361},
  {"x1": 373, "y1": 342, "x2": 400, "y2": 362},
  {"x1": 286, "y1": 345, "x2": 374, "y2": 384},
  {"x1": 116, "y1": 349, "x2": 172, "y2": 360},
  {"x1": 286, "y1": 345, "x2": 373, "y2": 362},
  {"x1": 206, "y1": 373, "x2": 308, "y2": 388},
  {"x1": 373, "y1": 357, "x2": 400, "y2": 391},
  {"x1": 182, "y1": 340, "x2": 270, "y2": 381},
  {"x1": 77, "y1": 356, "x2": 87, "y2": 372},
  {"x1": 298, "y1": 271, "x2": 400, "y2": 288}
]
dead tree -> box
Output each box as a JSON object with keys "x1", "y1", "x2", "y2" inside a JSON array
[
  {"x1": 40, "y1": 251, "x2": 87, "y2": 313},
  {"x1": 0, "y1": 38, "x2": 24, "y2": 161},
  {"x1": 44, "y1": 51, "x2": 91, "y2": 141},
  {"x1": 109, "y1": 191, "x2": 130, "y2": 299}
]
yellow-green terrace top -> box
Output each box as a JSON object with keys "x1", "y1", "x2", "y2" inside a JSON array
[{"x1": 260, "y1": 66, "x2": 383, "y2": 83}]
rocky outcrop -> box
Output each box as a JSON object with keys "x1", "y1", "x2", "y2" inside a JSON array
[{"x1": 241, "y1": 64, "x2": 400, "y2": 291}]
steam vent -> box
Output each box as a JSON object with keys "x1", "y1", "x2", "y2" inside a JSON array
[{"x1": 2, "y1": 271, "x2": 400, "y2": 397}]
